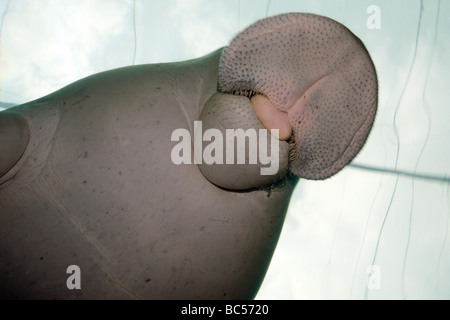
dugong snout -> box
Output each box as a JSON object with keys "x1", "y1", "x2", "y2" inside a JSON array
[{"x1": 218, "y1": 13, "x2": 378, "y2": 180}]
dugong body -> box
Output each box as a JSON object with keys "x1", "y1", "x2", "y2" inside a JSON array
[
  {"x1": 0, "y1": 49, "x2": 297, "y2": 299},
  {"x1": 0, "y1": 12, "x2": 377, "y2": 299}
]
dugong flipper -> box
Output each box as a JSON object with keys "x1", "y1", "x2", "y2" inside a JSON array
[{"x1": 0, "y1": 13, "x2": 377, "y2": 299}]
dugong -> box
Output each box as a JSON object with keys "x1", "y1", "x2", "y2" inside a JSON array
[{"x1": 0, "y1": 13, "x2": 377, "y2": 299}]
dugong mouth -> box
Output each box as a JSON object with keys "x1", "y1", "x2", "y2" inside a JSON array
[
  {"x1": 218, "y1": 12, "x2": 378, "y2": 180},
  {"x1": 198, "y1": 93, "x2": 290, "y2": 191}
]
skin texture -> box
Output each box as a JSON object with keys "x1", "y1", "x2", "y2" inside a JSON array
[
  {"x1": 0, "y1": 113, "x2": 30, "y2": 178},
  {"x1": 219, "y1": 13, "x2": 378, "y2": 179},
  {"x1": 0, "y1": 13, "x2": 377, "y2": 299}
]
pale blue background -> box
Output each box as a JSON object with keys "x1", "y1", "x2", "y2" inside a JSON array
[{"x1": 1, "y1": 0, "x2": 449, "y2": 299}]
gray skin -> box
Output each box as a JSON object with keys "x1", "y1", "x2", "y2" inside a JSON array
[
  {"x1": 0, "y1": 49, "x2": 297, "y2": 299},
  {"x1": 0, "y1": 13, "x2": 377, "y2": 299}
]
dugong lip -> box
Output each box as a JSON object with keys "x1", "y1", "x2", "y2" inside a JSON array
[{"x1": 197, "y1": 93, "x2": 290, "y2": 191}]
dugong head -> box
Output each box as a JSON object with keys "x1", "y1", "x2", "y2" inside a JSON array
[{"x1": 200, "y1": 13, "x2": 377, "y2": 188}]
